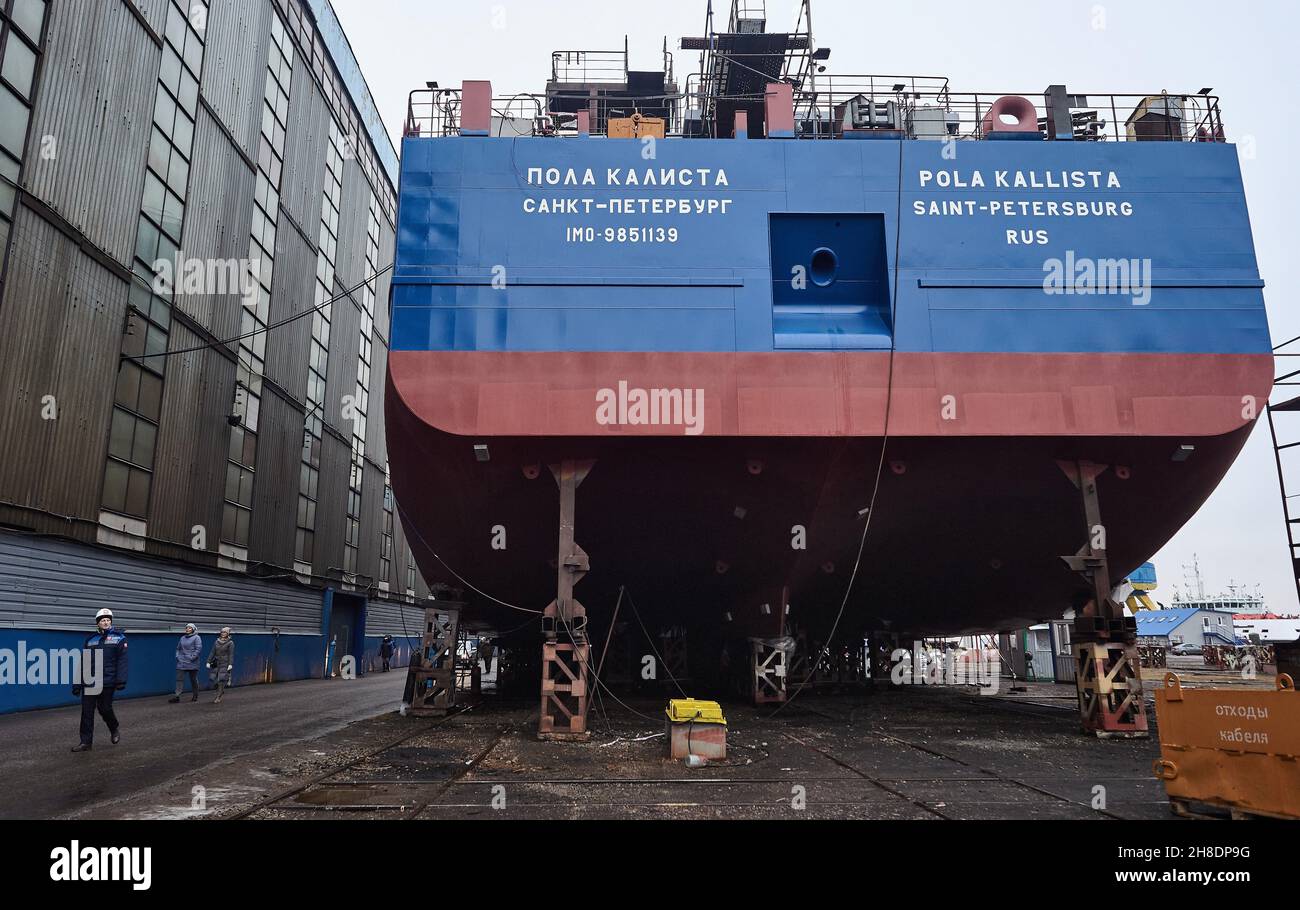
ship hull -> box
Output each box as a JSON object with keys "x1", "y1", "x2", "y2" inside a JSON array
[
  {"x1": 388, "y1": 133, "x2": 1273, "y2": 645},
  {"x1": 387, "y1": 348, "x2": 1269, "y2": 638}
]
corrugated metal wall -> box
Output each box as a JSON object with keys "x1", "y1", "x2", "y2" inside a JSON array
[
  {"x1": 22, "y1": 0, "x2": 159, "y2": 266},
  {"x1": 389, "y1": 507, "x2": 410, "y2": 592},
  {"x1": 200, "y1": 0, "x2": 272, "y2": 163},
  {"x1": 390, "y1": 508, "x2": 432, "y2": 600},
  {"x1": 148, "y1": 323, "x2": 235, "y2": 551},
  {"x1": 323, "y1": 283, "x2": 361, "y2": 436},
  {"x1": 374, "y1": 217, "x2": 394, "y2": 341},
  {"x1": 130, "y1": 0, "x2": 170, "y2": 37},
  {"x1": 0, "y1": 209, "x2": 124, "y2": 519},
  {"x1": 279, "y1": 53, "x2": 329, "y2": 235},
  {"x1": 176, "y1": 104, "x2": 258, "y2": 338},
  {"x1": 263, "y1": 213, "x2": 314, "y2": 403},
  {"x1": 332, "y1": 158, "x2": 371, "y2": 292},
  {"x1": 0, "y1": 531, "x2": 323, "y2": 633},
  {"x1": 248, "y1": 388, "x2": 303, "y2": 569},
  {"x1": 384, "y1": 499, "x2": 431, "y2": 601},
  {"x1": 365, "y1": 598, "x2": 430, "y2": 637},
  {"x1": 1, "y1": 0, "x2": 430, "y2": 630},
  {"x1": 365, "y1": 340, "x2": 389, "y2": 466},
  {"x1": 312, "y1": 430, "x2": 349, "y2": 577},
  {"x1": 358, "y1": 459, "x2": 383, "y2": 577}
]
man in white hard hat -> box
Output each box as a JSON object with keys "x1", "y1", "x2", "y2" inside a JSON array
[{"x1": 71, "y1": 607, "x2": 129, "y2": 752}]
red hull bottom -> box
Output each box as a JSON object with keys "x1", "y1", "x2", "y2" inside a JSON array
[{"x1": 387, "y1": 390, "x2": 1256, "y2": 642}]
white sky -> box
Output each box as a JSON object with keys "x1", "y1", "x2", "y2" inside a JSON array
[{"x1": 333, "y1": 0, "x2": 1300, "y2": 610}]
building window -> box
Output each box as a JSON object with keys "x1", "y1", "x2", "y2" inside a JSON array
[
  {"x1": 379, "y1": 466, "x2": 394, "y2": 583},
  {"x1": 0, "y1": 0, "x2": 48, "y2": 288}
]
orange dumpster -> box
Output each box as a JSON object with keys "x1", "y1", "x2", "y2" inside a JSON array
[{"x1": 1152, "y1": 672, "x2": 1299, "y2": 820}]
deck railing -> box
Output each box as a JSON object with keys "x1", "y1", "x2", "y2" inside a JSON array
[
  {"x1": 405, "y1": 85, "x2": 1226, "y2": 143},
  {"x1": 791, "y1": 84, "x2": 1223, "y2": 143},
  {"x1": 404, "y1": 90, "x2": 547, "y2": 138},
  {"x1": 550, "y1": 48, "x2": 628, "y2": 85}
]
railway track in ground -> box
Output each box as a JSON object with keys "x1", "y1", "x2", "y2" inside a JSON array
[
  {"x1": 222, "y1": 690, "x2": 1149, "y2": 818},
  {"x1": 224, "y1": 702, "x2": 509, "y2": 819},
  {"x1": 783, "y1": 696, "x2": 1129, "y2": 820}
]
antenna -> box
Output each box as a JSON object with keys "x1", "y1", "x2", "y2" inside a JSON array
[{"x1": 1180, "y1": 553, "x2": 1206, "y2": 600}]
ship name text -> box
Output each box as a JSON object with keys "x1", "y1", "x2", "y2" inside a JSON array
[
  {"x1": 527, "y1": 167, "x2": 730, "y2": 187},
  {"x1": 918, "y1": 169, "x2": 1123, "y2": 189},
  {"x1": 914, "y1": 169, "x2": 1134, "y2": 245}
]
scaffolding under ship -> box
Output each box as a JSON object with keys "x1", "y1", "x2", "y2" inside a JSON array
[{"x1": 387, "y1": 1, "x2": 1271, "y2": 734}]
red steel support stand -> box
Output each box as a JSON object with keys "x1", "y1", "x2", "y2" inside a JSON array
[
  {"x1": 1058, "y1": 460, "x2": 1149, "y2": 738},
  {"x1": 539, "y1": 458, "x2": 595, "y2": 741},
  {"x1": 410, "y1": 607, "x2": 459, "y2": 716}
]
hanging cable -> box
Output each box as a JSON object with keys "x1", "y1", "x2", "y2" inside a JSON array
[
  {"x1": 772, "y1": 138, "x2": 907, "y2": 716},
  {"x1": 123, "y1": 262, "x2": 393, "y2": 364},
  {"x1": 586, "y1": 587, "x2": 627, "y2": 734},
  {"x1": 550, "y1": 590, "x2": 659, "y2": 726},
  {"x1": 393, "y1": 498, "x2": 542, "y2": 615},
  {"x1": 396, "y1": 596, "x2": 420, "y2": 651},
  {"x1": 625, "y1": 587, "x2": 687, "y2": 698}
]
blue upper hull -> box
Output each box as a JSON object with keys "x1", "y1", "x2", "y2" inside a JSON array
[{"x1": 392, "y1": 137, "x2": 1268, "y2": 356}]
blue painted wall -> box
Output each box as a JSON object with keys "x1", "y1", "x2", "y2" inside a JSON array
[
  {"x1": 393, "y1": 136, "x2": 1268, "y2": 355},
  {"x1": 0, "y1": 628, "x2": 424, "y2": 714},
  {"x1": 0, "y1": 629, "x2": 325, "y2": 713}
]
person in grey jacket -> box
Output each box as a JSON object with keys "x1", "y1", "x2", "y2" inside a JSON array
[
  {"x1": 168, "y1": 623, "x2": 203, "y2": 703},
  {"x1": 207, "y1": 627, "x2": 235, "y2": 703}
]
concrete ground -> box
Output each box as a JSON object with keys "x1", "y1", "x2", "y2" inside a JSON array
[
  {"x1": 0, "y1": 669, "x2": 411, "y2": 819},
  {"x1": 0, "y1": 672, "x2": 1181, "y2": 820}
]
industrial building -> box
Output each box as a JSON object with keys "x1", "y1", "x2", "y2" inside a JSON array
[
  {"x1": 1135, "y1": 608, "x2": 1237, "y2": 650},
  {"x1": 0, "y1": 0, "x2": 435, "y2": 712}
]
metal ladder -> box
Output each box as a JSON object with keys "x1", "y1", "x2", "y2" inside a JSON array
[{"x1": 1266, "y1": 334, "x2": 1300, "y2": 607}]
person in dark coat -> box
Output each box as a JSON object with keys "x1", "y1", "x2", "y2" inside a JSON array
[
  {"x1": 169, "y1": 623, "x2": 203, "y2": 703},
  {"x1": 379, "y1": 634, "x2": 395, "y2": 672},
  {"x1": 71, "y1": 607, "x2": 128, "y2": 752},
  {"x1": 207, "y1": 627, "x2": 235, "y2": 703}
]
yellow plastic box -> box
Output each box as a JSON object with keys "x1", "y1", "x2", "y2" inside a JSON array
[
  {"x1": 665, "y1": 698, "x2": 727, "y2": 725},
  {"x1": 665, "y1": 698, "x2": 727, "y2": 760}
]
